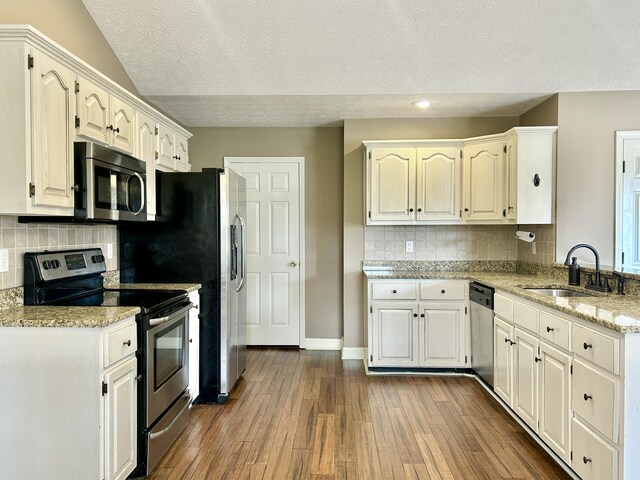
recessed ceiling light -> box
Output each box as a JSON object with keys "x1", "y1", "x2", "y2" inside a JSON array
[{"x1": 413, "y1": 100, "x2": 431, "y2": 109}]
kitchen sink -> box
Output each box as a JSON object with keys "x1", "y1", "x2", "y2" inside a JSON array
[{"x1": 523, "y1": 288, "x2": 594, "y2": 298}]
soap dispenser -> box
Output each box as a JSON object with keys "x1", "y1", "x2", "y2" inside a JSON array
[{"x1": 568, "y1": 257, "x2": 581, "y2": 286}]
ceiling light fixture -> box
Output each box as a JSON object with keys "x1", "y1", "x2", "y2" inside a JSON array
[{"x1": 413, "y1": 100, "x2": 431, "y2": 109}]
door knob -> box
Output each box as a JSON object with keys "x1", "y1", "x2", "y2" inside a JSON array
[{"x1": 289, "y1": 261, "x2": 298, "y2": 267}]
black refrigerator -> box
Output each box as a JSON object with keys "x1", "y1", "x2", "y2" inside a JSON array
[{"x1": 119, "y1": 167, "x2": 247, "y2": 403}]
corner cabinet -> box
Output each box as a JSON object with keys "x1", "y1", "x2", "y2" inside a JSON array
[
  {"x1": 366, "y1": 279, "x2": 469, "y2": 368},
  {"x1": 0, "y1": 26, "x2": 192, "y2": 217},
  {"x1": 363, "y1": 126, "x2": 557, "y2": 226},
  {"x1": 0, "y1": 316, "x2": 138, "y2": 480}
]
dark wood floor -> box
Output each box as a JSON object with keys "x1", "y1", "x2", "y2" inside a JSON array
[{"x1": 149, "y1": 348, "x2": 572, "y2": 479}]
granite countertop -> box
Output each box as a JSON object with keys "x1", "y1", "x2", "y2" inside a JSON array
[
  {"x1": 364, "y1": 269, "x2": 640, "y2": 334},
  {"x1": 0, "y1": 306, "x2": 140, "y2": 328},
  {"x1": 106, "y1": 283, "x2": 201, "y2": 293}
]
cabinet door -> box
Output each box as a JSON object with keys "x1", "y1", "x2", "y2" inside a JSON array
[
  {"x1": 76, "y1": 77, "x2": 110, "y2": 145},
  {"x1": 504, "y1": 135, "x2": 517, "y2": 221},
  {"x1": 371, "y1": 303, "x2": 418, "y2": 366},
  {"x1": 494, "y1": 316, "x2": 514, "y2": 406},
  {"x1": 463, "y1": 141, "x2": 504, "y2": 222},
  {"x1": 188, "y1": 293, "x2": 200, "y2": 401},
  {"x1": 513, "y1": 327, "x2": 539, "y2": 431},
  {"x1": 416, "y1": 147, "x2": 461, "y2": 223},
  {"x1": 368, "y1": 148, "x2": 415, "y2": 223},
  {"x1": 110, "y1": 96, "x2": 135, "y2": 155},
  {"x1": 31, "y1": 50, "x2": 75, "y2": 209},
  {"x1": 137, "y1": 112, "x2": 157, "y2": 216},
  {"x1": 104, "y1": 357, "x2": 137, "y2": 480},
  {"x1": 538, "y1": 341, "x2": 571, "y2": 462},
  {"x1": 157, "y1": 125, "x2": 175, "y2": 170},
  {"x1": 419, "y1": 303, "x2": 466, "y2": 367},
  {"x1": 175, "y1": 133, "x2": 189, "y2": 171}
]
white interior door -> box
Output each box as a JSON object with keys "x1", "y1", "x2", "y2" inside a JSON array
[
  {"x1": 225, "y1": 158, "x2": 304, "y2": 346},
  {"x1": 616, "y1": 132, "x2": 640, "y2": 270}
]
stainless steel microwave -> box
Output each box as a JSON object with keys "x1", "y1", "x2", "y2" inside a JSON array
[{"x1": 74, "y1": 142, "x2": 146, "y2": 222}]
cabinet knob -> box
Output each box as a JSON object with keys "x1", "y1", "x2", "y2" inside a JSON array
[
  {"x1": 107, "y1": 124, "x2": 113, "y2": 131},
  {"x1": 583, "y1": 456, "x2": 592, "y2": 464},
  {"x1": 136, "y1": 375, "x2": 142, "y2": 382},
  {"x1": 392, "y1": 289, "x2": 397, "y2": 294},
  {"x1": 114, "y1": 127, "x2": 120, "y2": 133},
  {"x1": 583, "y1": 342, "x2": 593, "y2": 350},
  {"x1": 509, "y1": 340, "x2": 515, "y2": 346},
  {"x1": 546, "y1": 326, "x2": 554, "y2": 332},
  {"x1": 533, "y1": 174, "x2": 541, "y2": 187},
  {"x1": 189, "y1": 338, "x2": 193, "y2": 343},
  {"x1": 583, "y1": 393, "x2": 593, "y2": 401},
  {"x1": 409, "y1": 208, "x2": 414, "y2": 212},
  {"x1": 440, "y1": 289, "x2": 446, "y2": 294},
  {"x1": 464, "y1": 208, "x2": 469, "y2": 212},
  {"x1": 413, "y1": 313, "x2": 418, "y2": 318},
  {"x1": 420, "y1": 313, "x2": 425, "y2": 318},
  {"x1": 123, "y1": 339, "x2": 131, "y2": 347},
  {"x1": 534, "y1": 357, "x2": 542, "y2": 363},
  {"x1": 417, "y1": 208, "x2": 422, "y2": 212}
]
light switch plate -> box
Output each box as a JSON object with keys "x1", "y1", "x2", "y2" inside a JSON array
[
  {"x1": 406, "y1": 240, "x2": 414, "y2": 253},
  {"x1": 0, "y1": 249, "x2": 8, "y2": 272},
  {"x1": 107, "y1": 243, "x2": 114, "y2": 260}
]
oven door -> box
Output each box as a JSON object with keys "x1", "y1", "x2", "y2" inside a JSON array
[
  {"x1": 89, "y1": 158, "x2": 146, "y2": 221},
  {"x1": 145, "y1": 302, "x2": 192, "y2": 428}
]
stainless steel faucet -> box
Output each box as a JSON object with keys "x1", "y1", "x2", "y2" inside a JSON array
[{"x1": 563, "y1": 244, "x2": 612, "y2": 292}]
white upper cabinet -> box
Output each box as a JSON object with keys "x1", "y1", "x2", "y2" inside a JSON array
[
  {"x1": 364, "y1": 142, "x2": 463, "y2": 225},
  {"x1": 363, "y1": 127, "x2": 556, "y2": 225},
  {"x1": 76, "y1": 77, "x2": 135, "y2": 155},
  {"x1": 462, "y1": 139, "x2": 505, "y2": 223},
  {"x1": 0, "y1": 25, "x2": 191, "y2": 217},
  {"x1": 416, "y1": 147, "x2": 461, "y2": 222},
  {"x1": 136, "y1": 112, "x2": 158, "y2": 218},
  {"x1": 368, "y1": 147, "x2": 416, "y2": 222},
  {"x1": 0, "y1": 42, "x2": 75, "y2": 215}
]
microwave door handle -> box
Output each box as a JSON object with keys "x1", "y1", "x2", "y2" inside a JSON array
[
  {"x1": 133, "y1": 172, "x2": 145, "y2": 215},
  {"x1": 110, "y1": 173, "x2": 117, "y2": 210}
]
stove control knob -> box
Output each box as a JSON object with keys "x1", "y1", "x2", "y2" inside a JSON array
[
  {"x1": 42, "y1": 260, "x2": 51, "y2": 270},
  {"x1": 51, "y1": 260, "x2": 60, "y2": 269}
]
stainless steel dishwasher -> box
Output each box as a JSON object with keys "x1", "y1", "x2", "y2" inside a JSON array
[{"x1": 469, "y1": 282, "x2": 495, "y2": 387}]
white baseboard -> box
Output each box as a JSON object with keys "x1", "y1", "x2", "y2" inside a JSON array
[
  {"x1": 304, "y1": 338, "x2": 343, "y2": 350},
  {"x1": 341, "y1": 347, "x2": 366, "y2": 360}
]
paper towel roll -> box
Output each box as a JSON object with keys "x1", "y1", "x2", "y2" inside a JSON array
[{"x1": 515, "y1": 230, "x2": 535, "y2": 242}]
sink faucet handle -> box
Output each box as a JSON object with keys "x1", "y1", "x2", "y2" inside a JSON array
[
  {"x1": 585, "y1": 273, "x2": 594, "y2": 286},
  {"x1": 603, "y1": 277, "x2": 613, "y2": 293},
  {"x1": 612, "y1": 271, "x2": 626, "y2": 295}
]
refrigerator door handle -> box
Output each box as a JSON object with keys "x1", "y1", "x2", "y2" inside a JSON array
[{"x1": 235, "y1": 213, "x2": 247, "y2": 292}]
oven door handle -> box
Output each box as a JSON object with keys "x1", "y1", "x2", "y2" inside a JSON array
[
  {"x1": 148, "y1": 391, "x2": 191, "y2": 440},
  {"x1": 148, "y1": 302, "x2": 193, "y2": 326}
]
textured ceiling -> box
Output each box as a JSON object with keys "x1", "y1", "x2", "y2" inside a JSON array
[{"x1": 81, "y1": 0, "x2": 640, "y2": 127}]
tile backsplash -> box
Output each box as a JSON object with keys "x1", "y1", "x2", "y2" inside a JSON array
[
  {"x1": 364, "y1": 225, "x2": 519, "y2": 261},
  {"x1": 517, "y1": 224, "x2": 555, "y2": 265},
  {"x1": 0, "y1": 216, "x2": 118, "y2": 290}
]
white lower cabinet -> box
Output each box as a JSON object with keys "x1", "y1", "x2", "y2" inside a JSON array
[
  {"x1": 493, "y1": 290, "x2": 640, "y2": 480},
  {"x1": 367, "y1": 279, "x2": 468, "y2": 368},
  {"x1": 0, "y1": 316, "x2": 137, "y2": 479},
  {"x1": 188, "y1": 290, "x2": 201, "y2": 402}
]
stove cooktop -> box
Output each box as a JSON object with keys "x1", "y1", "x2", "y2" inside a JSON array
[{"x1": 52, "y1": 288, "x2": 188, "y2": 314}]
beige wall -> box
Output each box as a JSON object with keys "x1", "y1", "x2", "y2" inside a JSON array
[
  {"x1": 520, "y1": 94, "x2": 558, "y2": 127},
  {"x1": 556, "y1": 92, "x2": 640, "y2": 269},
  {"x1": 188, "y1": 127, "x2": 344, "y2": 340},
  {"x1": 0, "y1": 0, "x2": 138, "y2": 94},
  {"x1": 343, "y1": 117, "x2": 519, "y2": 348}
]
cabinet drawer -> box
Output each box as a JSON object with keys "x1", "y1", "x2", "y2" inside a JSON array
[
  {"x1": 572, "y1": 324, "x2": 619, "y2": 374},
  {"x1": 513, "y1": 300, "x2": 538, "y2": 333},
  {"x1": 419, "y1": 281, "x2": 466, "y2": 300},
  {"x1": 539, "y1": 311, "x2": 571, "y2": 350},
  {"x1": 371, "y1": 283, "x2": 417, "y2": 300},
  {"x1": 571, "y1": 418, "x2": 617, "y2": 480},
  {"x1": 494, "y1": 293, "x2": 513, "y2": 322},
  {"x1": 104, "y1": 322, "x2": 137, "y2": 368},
  {"x1": 572, "y1": 359, "x2": 619, "y2": 443}
]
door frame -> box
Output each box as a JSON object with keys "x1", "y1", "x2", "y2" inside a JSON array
[
  {"x1": 224, "y1": 156, "x2": 306, "y2": 348},
  {"x1": 615, "y1": 131, "x2": 640, "y2": 270}
]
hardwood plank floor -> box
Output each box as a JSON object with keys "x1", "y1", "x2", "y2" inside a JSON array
[{"x1": 149, "y1": 348, "x2": 572, "y2": 480}]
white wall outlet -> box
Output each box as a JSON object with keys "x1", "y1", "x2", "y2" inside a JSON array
[
  {"x1": 532, "y1": 242, "x2": 537, "y2": 255},
  {"x1": 107, "y1": 243, "x2": 114, "y2": 260},
  {"x1": 0, "y1": 249, "x2": 8, "y2": 273},
  {"x1": 406, "y1": 240, "x2": 414, "y2": 253}
]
